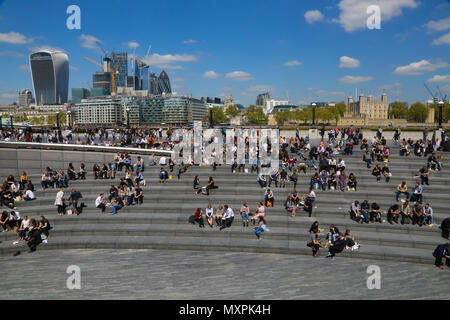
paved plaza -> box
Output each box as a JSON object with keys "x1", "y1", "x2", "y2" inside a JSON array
[{"x1": 1, "y1": 249, "x2": 449, "y2": 300}]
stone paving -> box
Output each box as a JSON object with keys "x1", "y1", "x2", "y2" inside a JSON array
[{"x1": 1, "y1": 249, "x2": 449, "y2": 300}]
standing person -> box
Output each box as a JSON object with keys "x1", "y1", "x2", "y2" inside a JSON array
[
  {"x1": 54, "y1": 188, "x2": 65, "y2": 216},
  {"x1": 307, "y1": 228, "x2": 322, "y2": 257},
  {"x1": 69, "y1": 188, "x2": 83, "y2": 216},
  {"x1": 432, "y1": 243, "x2": 450, "y2": 270},
  {"x1": 95, "y1": 193, "x2": 106, "y2": 215},
  {"x1": 220, "y1": 205, "x2": 234, "y2": 231}
]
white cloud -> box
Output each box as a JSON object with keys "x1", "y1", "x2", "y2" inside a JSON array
[
  {"x1": 183, "y1": 40, "x2": 198, "y2": 44},
  {"x1": 226, "y1": 71, "x2": 254, "y2": 81},
  {"x1": 432, "y1": 32, "x2": 450, "y2": 45},
  {"x1": 338, "y1": 75, "x2": 373, "y2": 84},
  {"x1": 339, "y1": 56, "x2": 360, "y2": 68},
  {"x1": 428, "y1": 75, "x2": 450, "y2": 83},
  {"x1": 69, "y1": 65, "x2": 79, "y2": 71},
  {"x1": 143, "y1": 53, "x2": 197, "y2": 69},
  {"x1": 304, "y1": 10, "x2": 324, "y2": 24},
  {"x1": 425, "y1": 17, "x2": 450, "y2": 33},
  {"x1": 18, "y1": 64, "x2": 29, "y2": 71},
  {"x1": 381, "y1": 82, "x2": 401, "y2": 90},
  {"x1": 393, "y1": 60, "x2": 449, "y2": 75},
  {"x1": 203, "y1": 71, "x2": 220, "y2": 79},
  {"x1": 334, "y1": 0, "x2": 419, "y2": 32},
  {"x1": 79, "y1": 34, "x2": 102, "y2": 50},
  {"x1": 0, "y1": 32, "x2": 33, "y2": 45},
  {"x1": 307, "y1": 88, "x2": 346, "y2": 98},
  {"x1": 172, "y1": 77, "x2": 185, "y2": 82},
  {"x1": 127, "y1": 41, "x2": 140, "y2": 49},
  {"x1": 283, "y1": 60, "x2": 302, "y2": 67}
]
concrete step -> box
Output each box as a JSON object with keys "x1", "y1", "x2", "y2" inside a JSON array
[{"x1": 0, "y1": 234, "x2": 436, "y2": 264}]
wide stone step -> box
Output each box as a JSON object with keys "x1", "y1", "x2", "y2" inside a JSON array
[{"x1": 0, "y1": 234, "x2": 436, "y2": 264}]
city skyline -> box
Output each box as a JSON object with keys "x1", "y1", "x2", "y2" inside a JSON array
[{"x1": 0, "y1": 0, "x2": 449, "y2": 106}]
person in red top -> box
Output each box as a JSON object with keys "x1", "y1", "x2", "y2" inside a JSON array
[{"x1": 194, "y1": 208, "x2": 205, "y2": 228}]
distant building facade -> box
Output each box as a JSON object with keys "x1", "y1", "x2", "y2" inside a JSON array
[
  {"x1": 111, "y1": 52, "x2": 128, "y2": 88},
  {"x1": 18, "y1": 89, "x2": 34, "y2": 107},
  {"x1": 93, "y1": 72, "x2": 112, "y2": 95},
  {"x1": 224, "y1": 93, "x2": 234, "y2": 109},
  {"x1": 72, "y1": 95, "x2": 207, "y2": 126},
  {"x1": 71, "y1": 88, "x2": 90, "y2": 104},
  {"x1": 30, "y1": 50, "x2": 69, "y2": 105}
]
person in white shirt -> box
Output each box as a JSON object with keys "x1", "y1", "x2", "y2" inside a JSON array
[
  {"x1": 23, "y1": 188, "x2": 35, "y2": 201},
  {"x1": 95, "y1": 193, "x2": 106, "y2": 214},
  {"x1": 205, "y1": 204, "x2": 214, "y2": 227},
  {"x1": 220, "y1": 205, "x2": 234, "y2": 230},
  {"x1": 159, "y1": 156, "x2": 167, "y2": 166},
  {"x1": 54, "y1": 188, "x2": 65, "y2": 216}
]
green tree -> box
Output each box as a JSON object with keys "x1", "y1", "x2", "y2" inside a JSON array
[
  {"x1": 408, "y1": 102, "x2": 429, "y2": 123},
  {"x1": 211, "y1": 106, "x2": 227, "y2": 123},
  {"x1": 335, "y1": 101, "x2": 347, "y2": 116},
  {"x1": 274, "y1": 110, "x2": 291, "y2": 125},
  {"x1": 225, "y1": 105, "x2": 240, "y2": 118},
  {"x1": 389, "y1": 101, "x2": 408, "y2": 119},
  {"x1": 246, "y1": 105, "x2": 268, "y2": 125}
]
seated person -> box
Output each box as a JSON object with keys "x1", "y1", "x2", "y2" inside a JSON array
[
  {"x1": 387, "y1": 204, "x2": 400, "y2": 224},
  {"x1": 396, "y1": 182, "x2": 410, "y2": 202},
  {"x1": 349, "y1": 200, "x2": 361, "y2": 223},
  {"x1": 347, "y1": 173, "x2": 357, "y2": 191},
  {"x1": 159, "y1": 168, "x2": 169, "y2": 183},
  {"x1": 360, "y1": 200, "x2": 370, "y2": 223},
  {"x1": 423, "y1": 203, "x2": 433, "y2": 225},
  {"x1": 328, "y1": 173, "x2": 337, "y2": 190},
  {"x1": 310, "y1": 173, "x2": 320, "y2": 190},
  {"x1": 319, "y1": 171, "x2": 329, "y2": 191}
]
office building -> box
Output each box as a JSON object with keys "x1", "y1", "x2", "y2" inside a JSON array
[
  {"x1": 256, "y1": 92, "x2": 271, "y2": 109},
  {"x1": 149, "y1": 72, "x2": 160, "y2": 95},
  {"x1": 158, "y1": 70, "x2": 172, "y2": 94},
  {"x1": 18, "y1": 89, "x2": 34, "y2": 107},
  {"x1": 71, "y1": 88, "x2": 91, "y2": 104},
  {"x1": 93, "y1": 72, "x2": 112, "y2": 95},
  {"x1": 30, "y1": 50, "x2": 69, "y2": 105},
  {"x1": 265, "y1": 99, "x2": 289, "y2": 114},
  {"x1": 224, "y1": 94, "x2": 234, "y2": 109},
  {"x1": 135, "y1": 58, "x2": 149, "y2": 90},
  {"x1": 73, "y1": 95, "x2": 207, "y2": 125},
  {"x1": 111, "y1": 52, "x2": 128, "y2": 88}
]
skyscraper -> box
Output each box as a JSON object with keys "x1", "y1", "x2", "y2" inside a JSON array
[
  {"x1": 111, "y1": 52, "x2": 128, "y2": 88},
  {"x1": 135, "y1": 58, "x2": 149, "y2": 90},
  {"x1": 149, "y1": 72, "x2": 160, "y2": 96},
  {"x1": 30, "y1": 50, "x2": 69, "y2": 105},
  {"x1": 158, "y1": 70, "x2": 172, "y2": 94},
  {"x1": 18, "y1": 89, "x2": 34, "y2": 107},
  {"x1": 93, "y1": 72, "x2": 112, "y2": 95}
]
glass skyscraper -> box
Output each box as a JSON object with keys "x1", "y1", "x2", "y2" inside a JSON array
[
  {"x1": 30, "y1": 50, "x2": 69, "y2": 105},
  {"x1": 158, "y1": 70, "x2": 172, "y2": 94},
  {"x1": 135, "y1": 58, "x2": 149, "y2": 91},
  {"x1": 111, "y1": 52, "x2": 128, "y2": 88}
]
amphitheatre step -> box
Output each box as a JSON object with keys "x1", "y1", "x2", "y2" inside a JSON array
[
  {"x1": 0, "y1": 234, "x2": 436, "y2": 264},
  {"x1": 0, "y1": 223, "x2": 442, "y2": 251}
]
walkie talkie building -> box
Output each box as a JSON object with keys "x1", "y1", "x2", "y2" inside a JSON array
[{"x1": 30, "y1": 50, "x2": 69, "y2": 105}]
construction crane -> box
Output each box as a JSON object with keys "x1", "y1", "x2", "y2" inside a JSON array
[
  {"x1": 437, "y1": 86, "x2": 448, "y2": 102},
  {"x1": 424, "y1": 83, "x2": 439, "y2": 104},
  {"x1": 84, "y1": 57, "x2": 119, "y2": 95}
]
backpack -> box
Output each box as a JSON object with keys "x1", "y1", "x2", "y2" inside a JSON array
[{"x1": 188, "y1": 215, "x2": 196, "y2": 224}]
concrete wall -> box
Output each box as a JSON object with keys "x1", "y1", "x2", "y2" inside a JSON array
[{"x1": 0, "y1": 149, "x2": 151, "y2": 178}]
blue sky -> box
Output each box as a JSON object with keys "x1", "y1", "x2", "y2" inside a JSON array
[{"x1": 0, "y1": 0, "x2": 449, "y2": 105}]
